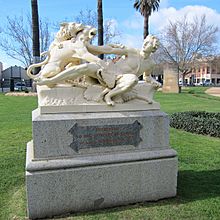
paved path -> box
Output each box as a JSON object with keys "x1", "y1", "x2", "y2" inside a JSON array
[{"x1": 205, "y1": 87, "x2": 220, "y2": 97}]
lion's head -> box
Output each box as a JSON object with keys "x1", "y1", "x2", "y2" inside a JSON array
[
  {"x1": 75, "y1": 25, "x2": 97, "y2": 43},
  {"x1": 55, "y1": 22, "x2": 86, "y2": 42}
]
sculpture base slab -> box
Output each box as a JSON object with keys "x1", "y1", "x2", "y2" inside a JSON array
[
  {"x1": 37, "y1": 83, "x2": 160, "y2": 114},
  {"x1": 39, "y1": 102, "x2": 160, "y2": 114},
  {"x1": 26, "y1": 142, "x2": 178, "y2": 219}
]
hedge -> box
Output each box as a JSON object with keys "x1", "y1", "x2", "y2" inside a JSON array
[{"x1": 170, "y1": 111, "x2": 220, "y2": 137}]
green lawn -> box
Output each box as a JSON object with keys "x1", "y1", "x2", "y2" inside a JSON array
[
  {"x1": 0, "y1": 87, "x2": 220, "y2": 220},
  {"x1": 155, "y1": 87, "x2": 220, "y2": 113}
]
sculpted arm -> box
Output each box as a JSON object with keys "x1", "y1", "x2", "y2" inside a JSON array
[
  {"x1": 74, "y1": 46, "x2": 106, "y2": 67},
  {"x1": 86, "y1": 44, "x2": 129, "y2": 56},
  {"x1": 80, "y1": 50, "x2": 102, "y2": 63}
]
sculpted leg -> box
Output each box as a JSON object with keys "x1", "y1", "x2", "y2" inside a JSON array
[
  {"x1": 36, "y1": 63, "x2": 99, "y2": 86},
  {"x1": 104, "y1": 74, "x2": 138, "y2": 106},
  {"x1": 135, "y1": 95, "x2": 153, "y2": 104},
  {"x1": 96, "y1": 87, "x2": 110, "y2": 102},
  {"x1": 144, "y1": 75, "x2": 162, "y2": 88},
  {"x1": 40, "y1": 66, "x2": 62, "y2": 79}
]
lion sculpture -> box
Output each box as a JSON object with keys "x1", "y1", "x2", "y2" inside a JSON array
[
  {"x1": 27, "y1": 22, "x2": 100, "y2": 81},
  {"x1": 27, "y1": 22, "x2": 161, "y2": 106}
]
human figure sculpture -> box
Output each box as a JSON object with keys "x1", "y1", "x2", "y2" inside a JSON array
[
  {"x1": 27, "y1": 22, "x2": 160, "y2": 106},
  {"x1": 92, "y1": 35, "x2": 160, "y2": 105}
]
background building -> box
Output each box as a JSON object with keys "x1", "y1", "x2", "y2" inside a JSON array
[
  {"x1": 1, "y1": 65, "x2": 31, "y2": 90},
  {"x1": 185, "y1": 57, "x2": 220, "y2": 85}
]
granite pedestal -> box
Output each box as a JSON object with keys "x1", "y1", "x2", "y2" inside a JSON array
[{"x1": 26, "y1": 107, "x2": 178, "y2": 219}]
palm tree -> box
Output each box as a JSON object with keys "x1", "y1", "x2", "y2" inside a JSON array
[
  {"x1": 31, "y1": 0, "x2": 40, "y2": 74},
  {"x1": 97, "y1": 0, "x2": 104, "y2": 59},
  {"x1": 134, "y1": 0, "x2": 160, "y2": 39}
]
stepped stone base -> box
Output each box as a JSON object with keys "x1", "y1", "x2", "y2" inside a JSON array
[
  {"x1": 32, "y1": 109, "x2": 169, "y2": 159},
  {"x1": 26, "y1": 108, "x2": 178, "y2": 219},
  {"x1": 26, "y1": 142, "x2": 178, "y2": 219}
]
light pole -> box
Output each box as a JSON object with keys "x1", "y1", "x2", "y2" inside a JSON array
[
  {"x1": 1, "y1": 78, "x2": 4, "y2": 92},
  {"x1": 21, "y1": 79, "x2": 25, "y2": 91}
]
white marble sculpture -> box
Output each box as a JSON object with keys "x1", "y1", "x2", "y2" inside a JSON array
[{"x1": 27, "y1": 22, "x2": 161, "y2": 106}]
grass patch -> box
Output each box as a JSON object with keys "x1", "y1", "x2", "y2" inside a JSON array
[
  {"x1": 182, "y1": 86, "x2": 220, "y2": 102},
  {"x1": 155, "y1": 87, "x2": 220, "y2": 114},
  {"x1": 182, "y1": 86, "x2": 208, "y2": 94},
  {"x1": 0, "y1": 94, "x2": 37, "y2": 220},
  {"x1": 0, "y1": 87, "x2": 220, "y2": 219}
]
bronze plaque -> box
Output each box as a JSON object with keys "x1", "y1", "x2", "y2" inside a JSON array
[{"x1": 69, "y1": 120, "x2": 142, "y2": 152}]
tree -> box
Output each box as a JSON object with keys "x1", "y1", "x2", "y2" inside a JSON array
[
  {"x1": 31, "y1": 0, "x2": 40, "y2": 74},
  {"x1": 133, "y1": 0, "x2": 160, "y2": 39},
  {"x1": 74, "y1": 9, "x2": 120, "y2": 45},
  {"x1": 97, "y1": 0, "x2": 104, "y2": 59},
  {"x1": 158, "y1": 14, "x2": 218, "y2": 85},
  {"x1": 0, "y1": 15, "x2": 51, "y2": 67},
  {"x1": 74, "y1": 9, "x2": 97, "y2": 28}
]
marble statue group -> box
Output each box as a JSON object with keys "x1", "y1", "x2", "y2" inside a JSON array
[
  {"x1": 27, "y1": 22, "x2": 161, "y2": 106},
  {"x1": 25, "y1": 22, "x2": 178, "y2": 220}
]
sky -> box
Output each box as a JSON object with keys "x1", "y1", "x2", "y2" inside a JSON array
[{"x1": 0, "y1": 0, "x2": 220, "y2": 69}]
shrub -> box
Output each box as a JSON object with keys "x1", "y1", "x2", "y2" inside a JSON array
[
  {"x1": 170, "y1": 111, "x2": 220, "y2": 137},
  {"x1": 188, "y1": 89, "x2": 195, "y2": 94}
]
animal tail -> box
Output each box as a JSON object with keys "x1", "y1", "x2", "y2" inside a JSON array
[{"x1": 26, "y1": 52, "x2": 50, "y2": 79}]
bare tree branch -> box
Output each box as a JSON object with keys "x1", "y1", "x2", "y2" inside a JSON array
[
  {"x1": 156, "y1": 14, "x2": 218, "y2": 85},
  {"x1": 74, "y1": 9, "x2": 121, "y2": 45},
  {"x1": 0, "y1": 14, "x2": 51, "y2": 67}
]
